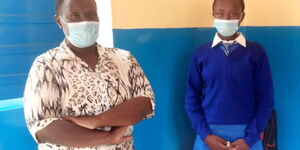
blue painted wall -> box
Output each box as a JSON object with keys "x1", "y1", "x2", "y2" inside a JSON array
[
  {"x1": 0, "y1": 0, "x2": 64, "y2": 100},
  {"x1": 113, "y1": 27, "x2": 300, "y2": 150},
  {"x1": 0, "y1": 1, "x2": 299, "y2": 148},
  {"x1": 0, "y1": 108, "x2": 37, "y2": 149},
  {"x1": 0, "y1": 0, "x2": 63, "y2": 149}
]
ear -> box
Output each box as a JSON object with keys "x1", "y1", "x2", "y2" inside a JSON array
[
  {"x1": 55, "y1": 15, "x2": 70, "y2": 36},
  {"x1": 55, "y1": 15, "x2": 62, "y2": 29},
  {"x1": 239, "y1": 12, "x2": 245, "y2": 26}
]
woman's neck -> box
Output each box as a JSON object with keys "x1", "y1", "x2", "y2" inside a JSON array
[
  {"x1": 65, "y1": 39, "x2": 99, "y2": 70},
  {"x1": 65, "y1": 39, "x2": 98, "y2": 58}
]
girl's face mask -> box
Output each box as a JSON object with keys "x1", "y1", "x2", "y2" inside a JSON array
[{"x1": 213, "y1": 19, "x2": 240, "y2": 37}]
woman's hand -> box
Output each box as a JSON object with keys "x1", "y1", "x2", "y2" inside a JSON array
[
  {"x1": 109, "y1": 126, "x2": 132, "y2": 145},
  {"x1": 65, "y1": 116, "x2": 131, "y2": 145},
  {"x1": 65, "y1": 116, "x2": 97, "y2": 129}
]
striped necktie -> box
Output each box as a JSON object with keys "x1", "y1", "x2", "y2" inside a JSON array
[{"x1": 223, "y1": 42, "x2": 235, "y2": 56}]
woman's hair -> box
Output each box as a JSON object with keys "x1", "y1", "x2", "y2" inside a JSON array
[{"x1": 213, "y1": 0, "x2": 245, "y2": 12}]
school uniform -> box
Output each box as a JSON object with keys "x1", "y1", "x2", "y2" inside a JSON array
[{"x1": 185, "y1": 33, "x2": 274, "y2": 150}]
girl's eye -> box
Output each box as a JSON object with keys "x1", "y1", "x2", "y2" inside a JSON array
[
  {"x1": 231, "y1": 12, "x2": 238, "y2": 17},
  {"x1": 217, "y1": 12, "x2": 223, "y2": 17}
]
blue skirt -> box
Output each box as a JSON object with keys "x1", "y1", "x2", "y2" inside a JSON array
[{"x1": 193, "y1": 125, "x2": 263, "y2": 150}]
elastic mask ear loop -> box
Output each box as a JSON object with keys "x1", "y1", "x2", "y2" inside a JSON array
[
  {"x1": 58, "y1": 16, "x2": 70, "y2": 37},
  {"x1": 59, "y1": 16, "x2": 67, "y2": 24}
]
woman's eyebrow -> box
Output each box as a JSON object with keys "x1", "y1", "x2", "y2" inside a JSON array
[
  {"x1": 69, "y1": 8, "x2": 81, "y2": 13},
  {"x1": 86, "y1": 8, "x2": 97, "y2": 13}
]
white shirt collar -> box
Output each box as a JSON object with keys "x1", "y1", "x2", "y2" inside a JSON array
[{"x1": 211, "y1": 32, "x2": 247, "y2": 48}]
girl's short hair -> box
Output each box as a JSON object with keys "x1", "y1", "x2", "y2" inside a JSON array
[{"x1": 213, "y1": 0, "x2": 245, "y2": 12}]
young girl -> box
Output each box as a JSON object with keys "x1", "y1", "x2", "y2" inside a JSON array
[{"x1": 185, "y1": 0, "x2": 274, "y2": 150}]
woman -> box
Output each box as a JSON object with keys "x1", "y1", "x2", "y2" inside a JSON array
[{"x1": 23, "y1": 0, "x2": 155, "y2": 149}]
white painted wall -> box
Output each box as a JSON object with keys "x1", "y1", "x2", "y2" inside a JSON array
[{"x1": 96, "y1": 0, "x2": 114, "y2": 47}]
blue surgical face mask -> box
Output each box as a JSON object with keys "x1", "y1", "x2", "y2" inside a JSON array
[
  {"x1": 213, "y1": 19, "x2": 240, "y2": 37},
  {"x1": 60, "y1": 17, "x2": 99, "y2": 48}
]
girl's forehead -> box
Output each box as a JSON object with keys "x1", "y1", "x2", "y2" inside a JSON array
[{"x1": 213, "y1": 0, "x2": 243, "y2": 11}]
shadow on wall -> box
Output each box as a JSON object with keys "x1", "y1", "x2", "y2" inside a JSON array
[
  {"x1": 170, "y1": 28, "x2": 216, "y2": 150},
  {"x1": 114, "y1": 26, "x2": 300, "y2": 150},
  {"x1": 113, "y1": 28, "x2": 216, "y2": 150}
]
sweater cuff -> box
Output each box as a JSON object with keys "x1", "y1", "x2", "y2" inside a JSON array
[
  {"x1": 243, "y1": 134, "x2": 260, "y2": 148},
  {"x1": 198, "y1": 127, "x2": 211, "y2": 141}
]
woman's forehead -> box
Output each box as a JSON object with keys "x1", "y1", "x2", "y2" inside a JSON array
[
  {"x1": 59, "y1": 0, "x2": 97, "y2": 16},
  {"x1": 62, "y1": 0, "x2": 97, "y2": 12}
]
